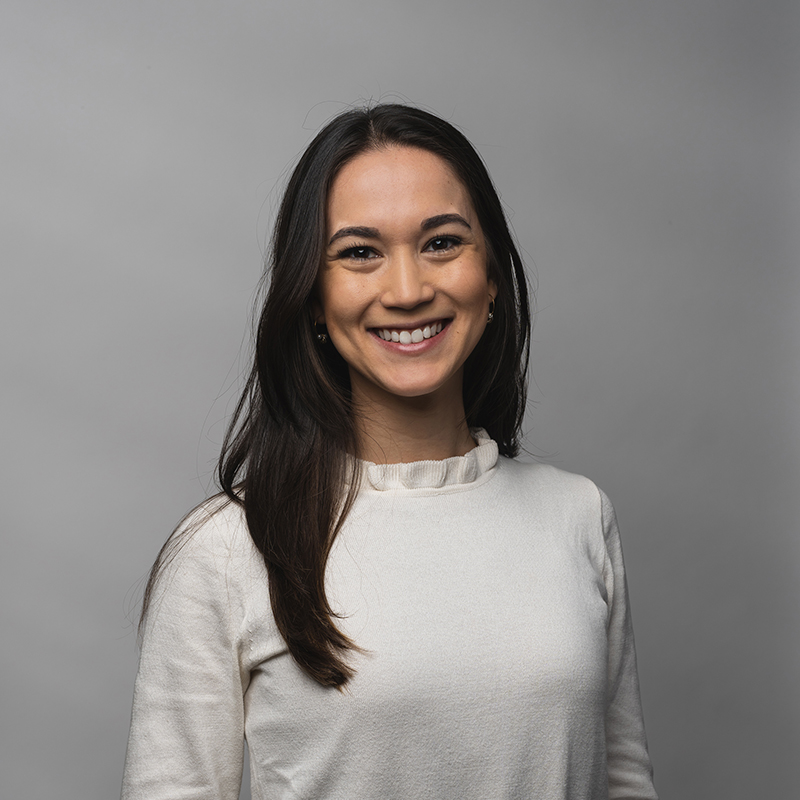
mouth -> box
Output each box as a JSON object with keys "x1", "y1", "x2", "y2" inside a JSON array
[{"x1": 373, "y1": 321, "x2": 447, "y2": 344}]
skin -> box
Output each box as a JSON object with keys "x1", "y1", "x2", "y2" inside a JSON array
[{"x1": 315, "y1": 145, "x2": 497, "y2": 464}]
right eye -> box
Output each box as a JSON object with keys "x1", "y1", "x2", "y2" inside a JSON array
[{"x1": 337, "y1": 245, "x2": 378, "y2": 262}]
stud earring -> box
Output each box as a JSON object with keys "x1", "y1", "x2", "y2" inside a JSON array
[
  {"x1": 487, "y1": 297, "x2": 495, "y2": 324},
  {"x1": 314, "y1": 322, "x2": 328, "y2": 344}
]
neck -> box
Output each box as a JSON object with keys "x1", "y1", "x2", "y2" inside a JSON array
[{"x1": 351, "y1": 379, "x2": 475, "y2": 465}]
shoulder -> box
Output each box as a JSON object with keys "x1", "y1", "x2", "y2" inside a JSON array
[
  {"x1": 137, "y1": 495, "x2": 275, "y2": 675},
  {"x1": 175, "y1": 493, "x2": 251, "y2": 552},
  {"x1": 494, "y1": 457, "x2": 618, "y2": 537},
  {"x1": 496, "y1": 456, "x2": 603, "y2": 503},
  {"x1": 148, "y1": 494, "x2": 263, "y2": 604}
]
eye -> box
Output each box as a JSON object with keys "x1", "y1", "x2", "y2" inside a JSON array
[
  {"x1": 424, "y1": 235, "x2": 462, "y2": 253},
  {"x1": 337, "y1": 244, "x2": 378, "y2": 262}
]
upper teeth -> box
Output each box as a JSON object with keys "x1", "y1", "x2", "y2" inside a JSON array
[{"x1": 378, "y1": 322, "x2": 443, "y2": 344}]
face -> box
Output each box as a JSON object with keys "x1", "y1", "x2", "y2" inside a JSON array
[{"x1": 316, "y1": 146, "x2": 496, "y2": 408}]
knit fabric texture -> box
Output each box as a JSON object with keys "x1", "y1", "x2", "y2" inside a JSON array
[{"x1": 122, "y1": 431, "x2": 658, "y2": 799}]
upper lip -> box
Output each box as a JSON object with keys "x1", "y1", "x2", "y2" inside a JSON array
[{"x1": 370, "y1": 318, "x2": 449, "y2": 331}]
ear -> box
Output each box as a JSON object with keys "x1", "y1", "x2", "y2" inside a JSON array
[{"x1": 488, "y1": 278, "x2": 498, "y2": 303}]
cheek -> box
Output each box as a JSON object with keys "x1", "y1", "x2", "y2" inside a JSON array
[
  {"x1": 319, "y1": 284, "x2": 368, "y2": 334},
  {"x1": 329, "y1": 308, "x2": 361, "y2": 336},
  {"x1": 457, "y1": 269, "x2": 492, "y2": 312},
  {"x1": 317, "y1": 275, "x2": 349, "y2": 326}
]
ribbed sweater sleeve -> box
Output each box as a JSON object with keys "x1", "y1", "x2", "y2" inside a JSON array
[
  {"x1": 121, "y1": 508, "x2": 249, "y2": 800},
  {"x1": 600, "y1": 489, "x2": 658, "y2": 800}
]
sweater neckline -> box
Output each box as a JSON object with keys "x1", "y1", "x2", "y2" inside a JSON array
[{"x1": 360, "y1": 429, "x2": 498, "y2": 491}]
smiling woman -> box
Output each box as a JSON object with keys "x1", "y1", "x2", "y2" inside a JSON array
[{"x1": 122, "y1": 105, "x2": 658, "y2": 800}]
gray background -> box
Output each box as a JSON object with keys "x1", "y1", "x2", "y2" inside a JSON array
[{"x1": 2, "y1": 1, "x2": 798, "y2": 798}]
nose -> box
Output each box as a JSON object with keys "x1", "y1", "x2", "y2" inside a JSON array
[{"x1": 380, "y1": 251, "x2": 435, "y2": 309}]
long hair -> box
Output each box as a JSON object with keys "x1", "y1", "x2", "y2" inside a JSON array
[{"x1": 143, "y1": 104, "x2": 531, "y2": 687}]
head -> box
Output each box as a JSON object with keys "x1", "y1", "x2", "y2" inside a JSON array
[{"x1": 257, "y1": 104, "x2": 530, "y2": 453}]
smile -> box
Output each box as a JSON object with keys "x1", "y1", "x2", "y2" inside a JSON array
[{"x1": 375, "y1": 322, "x2": 445, "y2": 344}]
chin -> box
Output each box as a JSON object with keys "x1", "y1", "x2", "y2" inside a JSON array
[
  {"x1": 379, "y1": 376, "x2": 459, "y2": 401},
  {"x1": 350, "y1": 365, "x2": 463, "y2": 405}
]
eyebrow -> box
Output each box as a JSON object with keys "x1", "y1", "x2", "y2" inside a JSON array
[
  {"x1": 328, "y1": 214, "x2": 472, "y2": 246},
  {"x1": 420, "y1": 213, "x2": 472, "y2": 232},
  {"x1": 328, "y1": 226, "x2": 379, "y2": 245}
]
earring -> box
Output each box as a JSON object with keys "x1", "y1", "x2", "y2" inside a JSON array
[
  {"x1": 314, "y1": 321, "x2": 328, "y2": 344},
  {"x1": 487, "y1": 297, "x2": 495, "y2": 324}
]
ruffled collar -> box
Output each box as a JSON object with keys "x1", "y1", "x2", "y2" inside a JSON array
[{"x1": 360, "y1": 429, "x2": 498, "y2": 492}]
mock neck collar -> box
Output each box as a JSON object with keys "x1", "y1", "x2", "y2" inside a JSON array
[{"x1": 360, "y1": 429, "x2": 498, "y2": 492}]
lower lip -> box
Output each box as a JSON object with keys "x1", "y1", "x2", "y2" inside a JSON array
[{"x1": 370, "y1": 323, "x2": 450, "y2": 353}]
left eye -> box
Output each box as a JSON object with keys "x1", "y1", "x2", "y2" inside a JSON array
[{"x1": 425, "y1": 236, "x2": 460, "y2": 252}]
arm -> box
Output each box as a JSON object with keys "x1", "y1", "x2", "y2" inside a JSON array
[
  {"x1": 599, "y1": 489, "x2": 659, "y2": 800},
  {"x1": 122, "y1": 509, "x2": 249, "y2": 800}
]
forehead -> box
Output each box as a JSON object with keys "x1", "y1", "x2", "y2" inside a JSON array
[{"x1": 327, "y1": 146, "x2": 474, "y2": 229}]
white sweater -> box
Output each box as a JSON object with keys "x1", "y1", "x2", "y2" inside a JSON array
[{"x1": 122, "y1": 432, "x2": 657, "y2": 799}]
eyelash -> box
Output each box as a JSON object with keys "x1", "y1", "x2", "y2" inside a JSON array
[
  {"x1": 336, "y1": 234, "x2": 463, "y2": 261},
  {"x1": 336, "y1": 242, "x2": 375, "y2": 261},
  {"x1": 425, "y1": 234, "x2": 463, "y2": 252}
]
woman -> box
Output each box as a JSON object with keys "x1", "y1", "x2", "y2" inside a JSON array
[{"x1": 122, "y1": 104, "x2": 658, "y2": 799}]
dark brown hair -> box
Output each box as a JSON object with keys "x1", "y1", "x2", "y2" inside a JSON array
[{"x1": 143, "y1": 104, "x2": 531, "y2": 687}]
